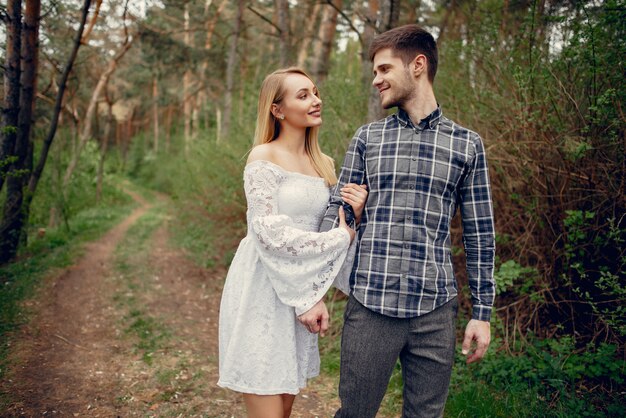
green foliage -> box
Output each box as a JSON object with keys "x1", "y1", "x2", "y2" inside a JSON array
[
  {"x1": 446, "y1": 378, "x2": 547, "y2": 417},
  {"x1": 0, "y1": 155, "x2": 18, "y2": 173},
  {"x1": 494, "y1": 259, "x2": 538, "y2": 295},
  {"x1": 1, "y1": 126, "x2": 18, "y2": 136},
  {"x1": 562, "y1": 210, "x2": 626, "y2": 337},
  {"x1": 561, "y1": 137, "x2": 593, "y2": 162},
  {"x1": 26, "y1": 130, "x2": 119, "y2": 235},
  {"x1": 563, "y1": 210, "x2": 596, "y2": 250},
  {"x1": 453, "y1": 336, "x2": 625, "y2": 417}
]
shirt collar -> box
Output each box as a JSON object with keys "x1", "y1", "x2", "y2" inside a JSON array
[{"x1": 396, "y1": 106, "x2": 442, "y2": 130}]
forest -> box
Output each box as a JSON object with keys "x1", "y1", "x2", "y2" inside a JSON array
[{"x1": 1, "y1": 0, "x2": 624, "y2": 416}]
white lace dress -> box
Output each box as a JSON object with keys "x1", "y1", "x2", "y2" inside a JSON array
[{"x1": 218, "y1": 160, "x2": 351, "y2": 395}]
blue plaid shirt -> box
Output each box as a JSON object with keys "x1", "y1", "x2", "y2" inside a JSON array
[{"x1": 321, "y1": 106, "x2": 496, "y2": 321}]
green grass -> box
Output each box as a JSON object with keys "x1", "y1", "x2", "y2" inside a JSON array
[
  {"x1": 112, "y1": 203, "x2": 170, "y2": 365},
  {"x1": 124, "y1": 309, "x2": 171, "y2": 365}
]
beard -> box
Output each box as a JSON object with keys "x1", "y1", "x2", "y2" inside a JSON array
[{"x1": 380, "y1": 69, "x2": 415, "y2": 109}]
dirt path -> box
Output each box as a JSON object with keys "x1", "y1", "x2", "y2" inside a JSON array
[{"x1": 2, "y1": 192, "x2": 339, "y2": 417}]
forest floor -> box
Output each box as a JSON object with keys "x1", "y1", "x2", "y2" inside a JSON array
[{"x1": 1, "y1": 191, "x2": 341, "y2": 417}]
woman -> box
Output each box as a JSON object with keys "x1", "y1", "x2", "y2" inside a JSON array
[{"x1": 218, "y1": 67, "x2": 367, "y2": 417}]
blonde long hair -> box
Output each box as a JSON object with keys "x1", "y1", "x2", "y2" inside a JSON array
[{"x1": 253, "y1": 67, "x2": 337, "y2": 186}]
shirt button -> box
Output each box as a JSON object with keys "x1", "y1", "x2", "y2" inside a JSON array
[
  {"x1": 409, "y1": 184, "x2": 415, "y2": 189},
  {"x1": 404, "y1": 244, "x2": 410, "y2": 249},
  {"x1": 412, "y1": 157, "x2": 417, "y2": 161}
]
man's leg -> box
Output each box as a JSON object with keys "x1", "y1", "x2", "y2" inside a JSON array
[
  {"x1": 335, "y1": 294, "x2": 407, "y2": 418},
  {"x1": 400, "y1": 298, "x2": 458, "y2": 418}
]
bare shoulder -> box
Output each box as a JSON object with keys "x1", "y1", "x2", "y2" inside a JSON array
[{"x1": 247, "y1": 143, "x2": 277, "y2": 165}]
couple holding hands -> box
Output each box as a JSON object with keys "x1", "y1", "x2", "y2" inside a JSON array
[{"x1": 218, "y1": 24, "x2": 496, "y2": 418}]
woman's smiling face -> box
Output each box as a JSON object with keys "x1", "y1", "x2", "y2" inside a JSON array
[{"x1": 274, "y1": 73, "x2": 323, "y2": 129}]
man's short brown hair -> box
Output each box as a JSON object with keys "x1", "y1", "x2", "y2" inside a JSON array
[{"x1": 368, "y1": 24, "x2": 438, "y2": 83}]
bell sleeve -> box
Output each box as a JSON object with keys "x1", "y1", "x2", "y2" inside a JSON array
[{"x1": 244, "y1": 161, "x2": 351, "y2": 316}]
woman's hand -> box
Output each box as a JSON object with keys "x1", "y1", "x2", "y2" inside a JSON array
[
  {"x1": 338, "y1": 206, "x2": 356, "y2": 243},
  {"x1": 297, "y1": 299, "x2": 330, "y2": 336},
  {"x1": 340, "y1": 183, "x2": 368, "y2": 225}
]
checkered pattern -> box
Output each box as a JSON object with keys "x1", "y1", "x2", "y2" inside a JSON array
[{"x1": 321, "y1": 107, "x2": 496, "y2": 321}]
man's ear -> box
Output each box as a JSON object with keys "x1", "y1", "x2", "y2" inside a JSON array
[{"x1": 412, "y1": 54, "x2": 427, "y2": 78}]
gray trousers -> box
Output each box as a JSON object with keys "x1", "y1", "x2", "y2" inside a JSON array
[{"x1": 334, "y1": 295, "x2": 458, "y2": 418}]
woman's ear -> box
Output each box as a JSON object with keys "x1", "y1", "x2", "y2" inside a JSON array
[{"x1": 271, "y1": 103, "x2": 280, "y2": 119}]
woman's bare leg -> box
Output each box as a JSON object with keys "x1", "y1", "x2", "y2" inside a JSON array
[
  {"x1": 281, "y1": 394, "x2": 296, "y2": 417},
  {"x1": 243, "y1": 393, "x2": 291, "y2": 418}
]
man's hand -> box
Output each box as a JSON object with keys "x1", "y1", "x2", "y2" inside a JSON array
[
  {"x1": 297, "y1": 300, "x2": 330, "y2": 337},
  {"x1": 462, "y1": 319, "x2": 491, "y2": 364}
]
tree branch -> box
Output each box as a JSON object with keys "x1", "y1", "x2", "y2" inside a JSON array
[
  {"x1": 81, "y1": 0, "x2": 102, "y2": 43},
  {"x1": 325, "y1": 0, "x2": 363, "y2": 46},
  {"x1": 246, "y1": 5, "x2": 281, "y2": 34}
]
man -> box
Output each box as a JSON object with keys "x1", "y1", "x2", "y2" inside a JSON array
[{"x1": 320, "y1": 24, "x2": 496, "y2": 417}]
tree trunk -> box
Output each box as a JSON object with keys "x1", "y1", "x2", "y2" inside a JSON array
[
  {"x1": 404, "y1": 0, "x2": 419, "y2": 25},
  {"x1": 16, "y1": 0, "x2": 40, "y2": 244},
  {"x1": 192, "y1": 103, "x2": 199, "y2": 140},
  {"x1": 238, "y1": 46, "x2": 248, "y2": 126},
  {"x1": 0, "y1": 0, "x2": 41, "y2": 264},
  {"x1": 380, "y1": 0, "x2": 400, "y2": 32},
  {"x1": 183, "y1": 2, "x2": 192, "y2": 155},
  {"x1": 62, "y1": 33, "x2": 133, "y2": 189},
  {"x1": 222, "y1": 0, "x2": 244, "y2": 139},
  {"x1": 120, "y1": 117, "x2": 133, "y2": 171},
  {"x1": 296, "y1": 2, "x2": 322, "y2": 68},
  {"x1": 276, "y1": 0, "x2": 290, "y2": 66},
  {"x1": 197, "y1": 0, "x2": 228, "y2": 130},
  {"x1": 363, "y1": 0, "x2": 386, "y2": 122},
  {"x1": 96, "y1": 96, "x2": 113, "y2": 203},
  {"x1": 216, "y1": 108, "x2": 222, "y2": 143},
  {"x1": 0, "y1": 0, "x2": 23, "y2": 194},
  {"x1": 152, "y1": 74, "x2": 159, "y2": 153},
  {"x1": 311, "y1": 0, "x2": 341, "y2": 83},
  {"x1": 165, "y1": 106, "x2": 173, "y2": 152}
]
